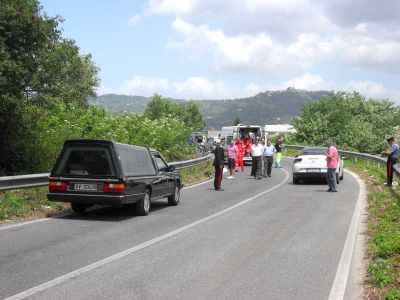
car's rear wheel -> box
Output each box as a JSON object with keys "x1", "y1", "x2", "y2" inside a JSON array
[
  {"x1": 71, "y1": 203, "x2": 87, "y2": 213},
  {"x1": 293, "y1": 176, "x2": 299, "y2": 184},
  {"x1": 340, "y1": 171, "x2": 344, "y2": 180},
  {"x1": 336, "y1": 173, "x2": 340, "y2": 184},
  {"x1": 136, "y1": 189, "x2": 151, "y2": 216},
  {"x1": 168, "y1": 184, "x2": 180, "y2": 206}
]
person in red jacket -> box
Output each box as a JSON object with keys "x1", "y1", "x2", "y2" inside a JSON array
[
  {"x1": 235, "y1": 137, "x2": 245, "y2": 172},
  {"x1": 243, "y1": 135, "x2": 252, "y2": 156}
]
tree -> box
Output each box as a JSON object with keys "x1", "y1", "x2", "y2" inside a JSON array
[
  {"x1": 144, "y1": 95, "x2": 205, "y2": 131},
  {"x1": 0, "y1": 0, "x2": 99, "y2": 174},
  {"x1": 233, "y1": 117, "x2": 241, "y2": 126},
  {"x1": 291, "y1": 92, "x2": 400, "y2": 153}
]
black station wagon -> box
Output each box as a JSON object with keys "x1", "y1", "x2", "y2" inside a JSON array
[{"x1": 47, "y1": 140, "x2": 182, "y2": 215}]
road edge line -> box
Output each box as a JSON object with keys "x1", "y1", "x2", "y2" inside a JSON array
[{"x1": 328, "y1": 169, "x2": 367, "y2": 300}]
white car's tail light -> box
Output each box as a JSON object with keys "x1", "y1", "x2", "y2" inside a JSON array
[{"x1": 294, "y1": 158, "x2": 302, "y2": 163}]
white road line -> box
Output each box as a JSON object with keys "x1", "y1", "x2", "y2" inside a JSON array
[
  {"x1": 0, "y1": 178, "x2": 214, "y2": 232},
  {"x1": 0, "y1": 218, "x2": 54, "y2": 231},
  {"x1": 5, "y1": 169, "x2": 289, "y2": 300},
  {"x1": 328, "y1": 170, "x2": 366, "y2": 300}
]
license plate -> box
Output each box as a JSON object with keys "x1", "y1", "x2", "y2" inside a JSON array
[
  {"x1": 74, "y1": 183, "x2": 100, "y2": 191},
  {"x1": 306, "y1": 168, "x2": 320, "y2": 172}
]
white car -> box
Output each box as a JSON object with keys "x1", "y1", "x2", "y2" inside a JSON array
[{"x1": 292, "y1": 147, "x2": 344, "y2": 184}]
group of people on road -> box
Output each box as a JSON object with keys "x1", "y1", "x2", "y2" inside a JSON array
[
  {"x1": 212, "y1": 137, "x2": 284, "y2": 190},
  {"x1": 213, "y1": 135, "x2": 399, "y2": 192}
]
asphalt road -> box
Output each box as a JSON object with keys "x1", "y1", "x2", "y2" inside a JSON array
[{"x1": 0, "y1": 158, "x2": 360, "y2": 300}]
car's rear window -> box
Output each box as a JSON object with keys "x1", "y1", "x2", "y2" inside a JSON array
[
  {"x1": 301, "y1": 148, "x2": 326, "y2": 155},
  {"x1": 55, "y1": 146, "x2": 116, "y2": 176}
]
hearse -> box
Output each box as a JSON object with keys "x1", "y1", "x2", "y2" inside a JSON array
[{"x1": 47, "y1": 140, "x2": 182, "y2": 215}]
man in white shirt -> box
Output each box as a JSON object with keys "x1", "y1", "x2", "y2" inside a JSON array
[
  {"x1": 263, "y1": 139, "x2": 276, "y2": 177},
  {"x1": 251, "y1": 138, "x2": 264, "y2": 179}
]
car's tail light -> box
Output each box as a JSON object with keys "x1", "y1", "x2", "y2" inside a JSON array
[
  {"x1": 49, "y1": 180, "x2": 68, "y2": 191},
  {"x1": 294, "y1": 158, "x2": 302, "y2": 163},
  {"x1": 103, "y1": 183, "x2": 125, "y2": 193}
]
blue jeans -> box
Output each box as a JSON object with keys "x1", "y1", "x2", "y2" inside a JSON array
[{"x1": 326, "y1": 168, "x2": 337, "y2": 191}]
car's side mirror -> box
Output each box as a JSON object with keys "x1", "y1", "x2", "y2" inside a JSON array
[
  {"x1": 341, "y1": 156, "x2": 346, "y2": 160},
  {"x1": 168, "y1": 165, "x2": 176, "y2": 172}
]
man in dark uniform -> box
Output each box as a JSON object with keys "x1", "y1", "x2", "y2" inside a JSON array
[
  {"x1": 213, "y1": 140, "x2": 225, "y2": 190},
  {"x1": 382, "y1": 137, "x2": 399, "y2": 187}
]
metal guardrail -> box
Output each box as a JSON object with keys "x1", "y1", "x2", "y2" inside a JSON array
[
  {"x1": 285, "y1": 145, "x2": 400, "y2": 176},
  {"x1": 0, "y1": 154, "x2": 212, "y2": 192}
]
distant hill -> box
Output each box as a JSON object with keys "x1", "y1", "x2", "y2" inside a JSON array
[{"x1": 91, "y1": 88, "x2": 333, "y2": 130}]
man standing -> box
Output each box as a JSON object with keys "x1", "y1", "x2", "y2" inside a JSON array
[
  {"x1": 274, "y1": 138, "x2": 283, "y2": 168},
  {"x1": 263, "y1": 139, "x2": 276, "y2": 178},
  {"x1": 325, "y1": 139, "x2": 339, "y2": 192},
  {"x1": 213, "y1": 140, "x2": 225, "y2": 191},
  {"x1": 227, "y1": 140, "x2": 238, "y2": 179},
  {"x1": 381, "y1": 137, "x2": 399, "y2": 187},
  {"x1": 235, "y1": 137, "x2": 245, "y2": 172},
  {"x1": 251, "y1": 138, "x2": 264, "y2": 179}
]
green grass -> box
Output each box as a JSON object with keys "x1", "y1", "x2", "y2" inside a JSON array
[
  {"x1": 0, "y1": 186, "x2": 65, "y2": 220},
  {"x1": 344, "y1": 158, "x2": 400, "y2": 299},
  {"x1": 178, "y1": 160, "x2": 214, "y2": 186}
]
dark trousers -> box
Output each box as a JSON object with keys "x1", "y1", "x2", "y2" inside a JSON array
[
  {"x1": 263, "y1": 156, "x2": 273, "y2": 176},
  {"x1": 326, "y1": 168, "x2": 337, "y2": 191},
  {"x1": 387, "y1": 158, "x2": 397, "y2": 186},
  {"x1": 214, "y1": 165, "x2": 223, "y2": 190},
  {"x1": 251, "y1": 156, "x2": 262, "y2": 178}
]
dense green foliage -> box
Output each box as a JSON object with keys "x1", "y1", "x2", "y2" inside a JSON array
[
  {"x1": 20, "y1": 101, "x2": 194, "y2": 173},
  {"x1": 289, "y1": 92, "x2": 400, "y2": 153},
  {"x1": 0, "y1": 0, "x2": 99, "y2": 174},
  {"x1": 144, "y1": 94, "x2": 205, "y2": 131}
]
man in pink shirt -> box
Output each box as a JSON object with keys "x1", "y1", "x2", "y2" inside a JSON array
[{"x1": 325, "y1": 139, "x2": 339, "y2": 192}]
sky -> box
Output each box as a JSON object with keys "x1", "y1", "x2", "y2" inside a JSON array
[{"x1": 40, "y1": 0, "x2": 400, "y2": 102}]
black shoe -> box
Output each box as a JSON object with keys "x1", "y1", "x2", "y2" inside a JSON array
[
  {"x1": 327, "y1": 188, "x2": 332, "y2": 192},
  {"x1": 257, "y1": 177, "x2": 262, "y2": 180},
  {"x1": 263, "y1": 175, "x2": 267, "y2": 178},
  {"x1": 331, "y1": 189, "x2": 337, "y2": 192},
  {"x1": 268, "y1": 175, "x2": 271, "y2": 177},
  {"x1": 215, "y1": 188, "x2": 224, "y2": 191}
]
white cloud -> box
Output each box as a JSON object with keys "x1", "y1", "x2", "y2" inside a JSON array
[
  {"x1": 273, "y1": 74, "x2": 335, "y2": 91},
  {"x1": 170, "y1": 18, "x2": 333, "y2": 76},
  {"x1": 116, "y1": 75, "x2": 264, "y2": 99},
  {"x1": 143, "y1": 0, "x2": 196, "y2": 16},
  {"x1": 344, "y1": 80, "x2": 398, "y2": 101},
  {"x1": 127, "y1": 14, "x2": 143, "y2": 27},
  {"x1": 130, "y1": 0, "x2": 400, "y2": 75}
]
